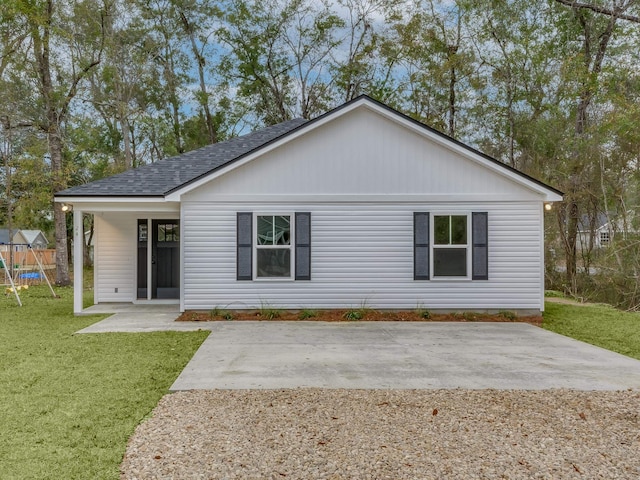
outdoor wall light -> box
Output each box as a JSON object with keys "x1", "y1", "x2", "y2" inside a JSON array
[
  {"x1": 544, "y1": 203, "x2": 552, "y2": 211},
  {"x1": 61, "y1": 203, "x2": 71, "y2": 212}
]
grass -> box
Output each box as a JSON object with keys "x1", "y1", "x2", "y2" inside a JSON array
[
  {"x1": 210, "y1": 306, "x2": 234, "y2": 320},
  {"x1": 2, "y1": 284, "x2": 639, "y2": 478},
  {"x1": 258, "y1": 302, "x2": 282, "y2": 320},
  {"x1": 343, "y1": 308, "x2": 364, "y2": 320},
  {"x1": 344, "y1": 300, "x2": 372, "y2": 321},
  {"x1": 414, "y1": 303, "x2": 431, "y2": 319},
  {"x1": 298, "y1": 309, "x2": 318, "y2": 320},
  {"x1": 498, "y1": 310, "x2": 517, "y2": 321},
  {"x1": 543, "y1": 301, "x2": 640, "y2": 360},
  {"x1": 0, "y1": 285, "x2": 208, "y2": 479}
]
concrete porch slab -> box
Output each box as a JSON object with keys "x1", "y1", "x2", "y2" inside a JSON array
[{"x1": 75, "y1": 306, "x2": 210, "y2": 334}]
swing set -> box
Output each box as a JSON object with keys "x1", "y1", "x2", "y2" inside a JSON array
[{"x1": 1, "y1": 243, "x2": 56, "y2": 306}]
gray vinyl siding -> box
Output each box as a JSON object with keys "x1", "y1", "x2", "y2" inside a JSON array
[{"x1": 182, "y1": 201, "x2": 542, "y2": 311}]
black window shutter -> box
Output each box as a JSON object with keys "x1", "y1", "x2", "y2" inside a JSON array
[
  {"x1": 472, "y1": 212, "x2": 488, "y2": 280},
  {"x1": 414, "y1": 212, "x2": 430, "y2": 280},
  {"x1": 295, "y1": 212, "x2": 311, "y2": 280},
  {"x1": 237, "y1": 212, "x2": 253, "y2": 280}
]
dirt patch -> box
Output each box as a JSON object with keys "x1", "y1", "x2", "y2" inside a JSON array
[{"x1": 176, "y1": 308, "x2": 542, "y2": 326}]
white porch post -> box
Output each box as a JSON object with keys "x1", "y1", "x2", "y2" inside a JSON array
[{"x1": 73, "y1": 209, "x2": 83, "y2": 314}]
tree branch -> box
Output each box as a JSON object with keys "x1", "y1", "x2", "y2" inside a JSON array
[
  {"x1": 60, "y1": 5, "x2": 108, "y2": 119},
  {"x1": 554, "y1": 0, "x2": 640, "y2": 23}
]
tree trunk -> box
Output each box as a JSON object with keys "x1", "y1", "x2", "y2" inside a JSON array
[
  {"x1": 49, "y1": 130, "x2": 71, "y2": 285},
  {"x1": 83, "y1": 214, "x2": 93, "y2": 267},
  {"x1": 561, "y1": 7, "x2": 618, "y2": 293}
]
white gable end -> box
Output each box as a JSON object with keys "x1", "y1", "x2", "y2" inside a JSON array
[{"x1": 184, "y1": 106, "x2": 548, "y2": 202}]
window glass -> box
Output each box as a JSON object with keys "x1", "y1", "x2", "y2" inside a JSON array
[
  {"x1": 138, "y1": 223, "x2": 148, "y2": 242},
  {"x1": 434, "y1": 215, "x2": 467, "y2": 245},
  {"x1": 434, "y1": 248, "x2": 467, "y2": 277},
  {"x1": 257, "y1": 215, "x2": 290, "y2": 245},
  {"x1": 274, "y1": 216, "x2": 290, "y2": 245},
  {"x1": 451, "y1": 216, "x2": 467, "y2": 244},
  {"x1": 256, "y1": 215, "x2": 292, "y2": 278},
  {"x1": 434, "y1": 216, "x2": 449, "y2": 245},
  {"x1": 432, "y1": 214, "x2": 468, "y2": 278},
  {"x1": 157, "y1": 223, "x2": 179, "y2": 242},
  {"x1": 257, "y1": 216, "x2": 273, "y2": 245},
  {"x1": 257, "y1": 249, "x2": 291, "y2": 277}
]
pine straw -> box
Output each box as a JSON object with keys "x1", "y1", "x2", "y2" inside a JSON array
[{"x1": 176, "y1": 309, "x2": 543, "y2": 326}]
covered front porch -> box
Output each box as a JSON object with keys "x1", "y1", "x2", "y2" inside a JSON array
[{"x1": 68, "y1": 200, "x2": 181, "y2": 315}]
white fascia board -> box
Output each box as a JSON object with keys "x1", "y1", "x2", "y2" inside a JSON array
[
  {"x1": 55, "y1": 196, "x2": 166, "y2": 204},
  {"x1": 181, "y1": 194, "x2": 543, "y2": 203},
  {"x1": 59, "y1": 199, "x2": 180, "y2": 213}
]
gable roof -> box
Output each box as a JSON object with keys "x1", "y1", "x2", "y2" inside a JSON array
[
  {"x1": 56, "y1": 95, "x2": 562, "y2": 200},
  {"x1": 21, "y1": 230, "x2": 48, "y2": 245}
]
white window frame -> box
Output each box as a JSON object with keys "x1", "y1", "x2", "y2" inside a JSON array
[
  {"x1": 599, "y1": 230, "x2": 610, "y2": 246},
  {"x1": 430, "y1": 213, "x2": 472, "y2": 280},
  {"x1": 253, "y1": 213, "x2": 295, "y2": 280}
]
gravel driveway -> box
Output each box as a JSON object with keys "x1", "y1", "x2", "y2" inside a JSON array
[{"x1": 121, "y1": 389, "x2": 640, "y2": 479}]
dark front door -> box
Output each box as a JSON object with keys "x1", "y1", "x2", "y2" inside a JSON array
[{"x1": 151, "y1": 220, "x2": 180, "y2": 299}]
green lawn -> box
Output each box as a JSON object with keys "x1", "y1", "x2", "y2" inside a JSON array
[
  {"x1": 543, "y1": 301, "x2": 640, "y2": 360},
  {"x1": 0, "y1": 285, "x2": 208, "y2": 480}
]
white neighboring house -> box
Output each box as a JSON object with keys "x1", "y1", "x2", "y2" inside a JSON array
[
  {"x1": 577, "y1": 211, "x2": 637, "y2": 250},
  {"x1": 55, "y1": 96, "x2": 563, "y2": 315},
  {"x1": 19, "y1": 230, "x2": 49, "y2": 250}
]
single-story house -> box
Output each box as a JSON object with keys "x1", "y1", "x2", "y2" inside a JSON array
[
  {"x1": 0, "y1": 229, "x2": 49, "y2": 251},
  {"x1": 19, "y1": 230, "x2": 49, "y2": 250},
  {"x1": 55, "y1": 96, "x2": 562, "y2": 315},
  {"x1": 577, "y1": 211, "x2": 636, "y2": 250}
]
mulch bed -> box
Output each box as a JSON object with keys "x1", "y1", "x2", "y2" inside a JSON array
[{"x1": 176, "y1": 309, "x2": 543, "y2": 326}]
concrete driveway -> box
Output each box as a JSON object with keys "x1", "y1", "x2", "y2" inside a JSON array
[{"x1": 169, "y1": 321, "x2": 640, "y2": 391}]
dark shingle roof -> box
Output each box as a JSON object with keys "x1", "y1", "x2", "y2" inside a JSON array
[
  {"x1": 56, "y1": 118, "x2": 307, "y2": 197},
  {"x1": 0, "y1": 229, "x2": 14, "y2": 244}
]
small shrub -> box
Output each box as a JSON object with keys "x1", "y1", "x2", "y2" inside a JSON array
[
  {"x1": 544, "y1": 290, "x2": 565, "y2": 298},
  {"x1": 343, "y1": 309, "x2": 363, "y2": 321},
  {"x1": 498, "y1": 310, "x2": 517, "y2": 321},
  {"x1": 259, "y1": 303, "x2": 282, "y2": 320},
  {"x1": 298, "y1": 309, "x2": 318, "y2": 320},
  {"x1": 415, "y1": 304, "x2": 431, "y2": 319},
  {"x1": 210, "y1": 307, "x2": 232, "y2": 320},
  {"x1": 463, "y1": 311, "x2": 480, "y2": 321}
]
